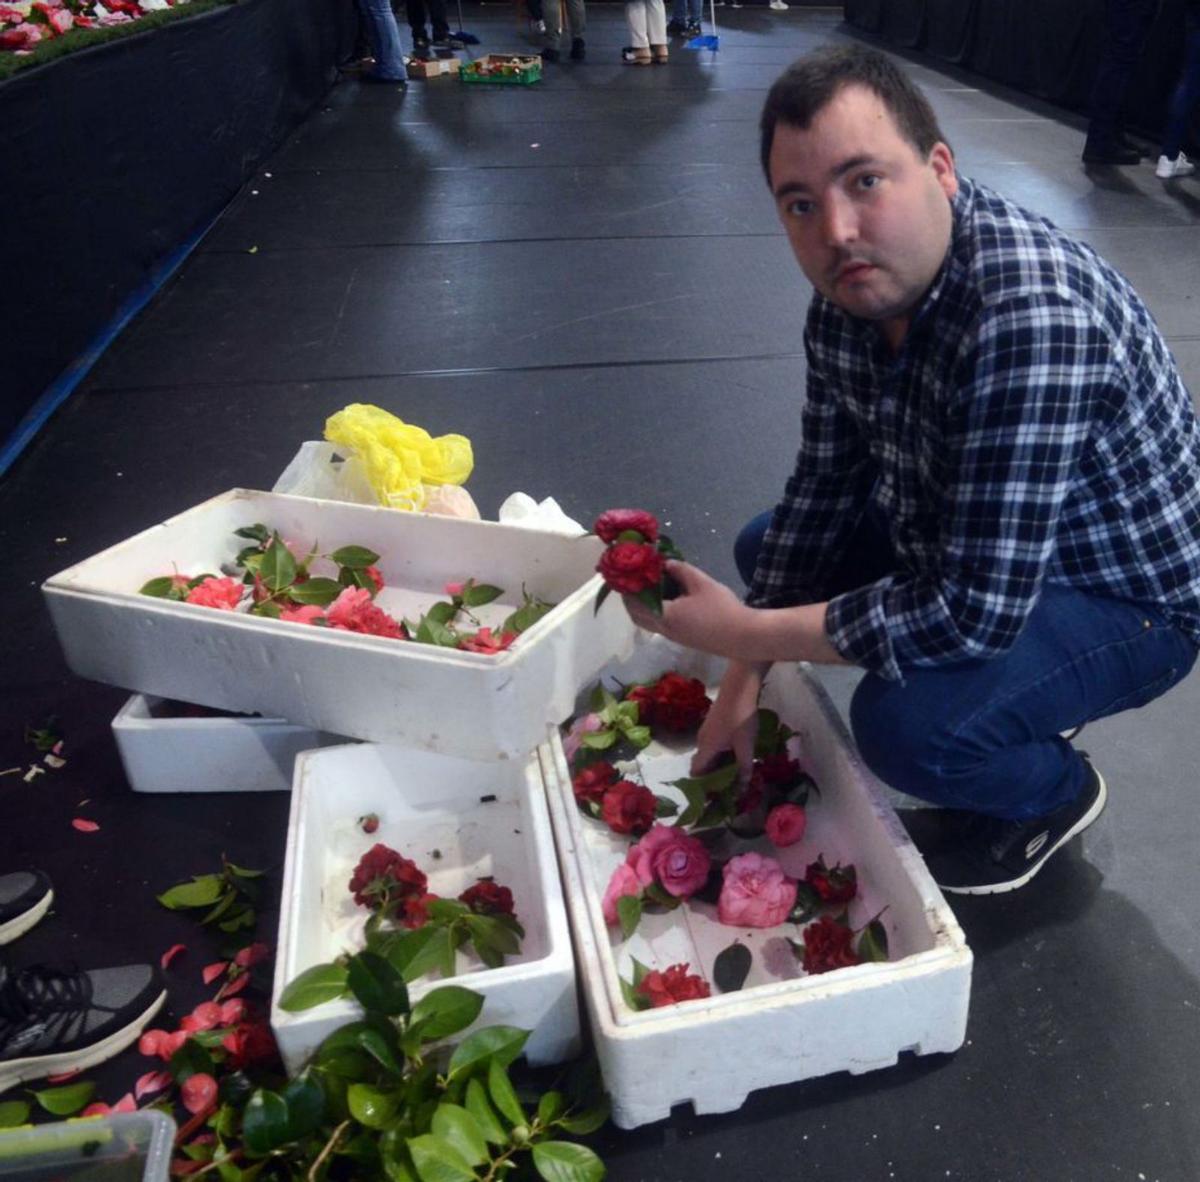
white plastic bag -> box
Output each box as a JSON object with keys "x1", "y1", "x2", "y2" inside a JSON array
[{"x1": 497, "y1": 493, "x2": 586, "y2": 536}]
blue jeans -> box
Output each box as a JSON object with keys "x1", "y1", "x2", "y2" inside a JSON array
[
  {"x1": 1162, "y1": 15, "x2": 1200, "y2": 159},
  {"x1": 671, "y1": 0, "x2": 702, "y2": 25},
  {"x1": 736, "y1": 510, "x2": 1197, "y2": 820},
  {"x1": 357, "y1": 0, "x2": 407, "y2": 78}
]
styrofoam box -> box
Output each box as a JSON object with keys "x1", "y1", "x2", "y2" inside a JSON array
[
  {"x1": 43, "y1": 489, "x2": 635, "y2": 761},
  {"x1": 541, "y1": 637, "x2": 973, "y2": 1128},
  {"x1": 112, "y1": 694, "x2": 346, "y2": 793},
  {"x1": 271, "y1": 741, "x2": 580, "y2": 1073}
]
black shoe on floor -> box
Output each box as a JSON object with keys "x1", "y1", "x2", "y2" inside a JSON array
[
  {"x1": 540, "y1": 46, "x2": 560, "y2": 62},
  {"x1": 0, "y1": 871, "x2": 53, "y2": 945},
  {"x1": 666, "y1": 17, "x2": 685, "y2": 33},
  {"x1": 0, "y1": 963, "x2": 167, "y2": 1090},
  {"x1": 918, "y1": 755, "x2": 1108, "y2": 896},
  {"x1": 1082, "y1": 142, "x2": 1142, "y2": 166},
  {"x1": 570, "y1": 36, "x2": 585, "y2": 60},
  {"x1": 411, "y1": 34, "x2": 431, "y2": 59},
  {"x1": 685, "y1": 19, "x2": 702, "y2": 34}
]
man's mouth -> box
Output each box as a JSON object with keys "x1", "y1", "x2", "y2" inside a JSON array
[{"x1": 835, "y1": 261, "x2": 876, "y2": 282}]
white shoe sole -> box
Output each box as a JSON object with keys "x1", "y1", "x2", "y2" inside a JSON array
[
  {"x1": 0, "y1": 988, "x2": 167, "y2": 1093},
  {"x1": 939, "y1": 767, "x2": 1108, "y2": 896},
  {"x1": 0, "y1": 887, "x2": 53, "y2": 945}
]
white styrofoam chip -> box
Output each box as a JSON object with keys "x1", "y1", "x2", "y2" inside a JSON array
[
  {"x1": 271, "y1": 742, "x2": 579, "y2": 1072},
  {"x1": 542, "y1": 636, "x2": 972, "y2": 1129},
  {"x1": 42, "y1": 488, "x2": 637, "y2": 761},
  {"x1": 112, "y1": 695, "x2": 346, "y2": 793}
]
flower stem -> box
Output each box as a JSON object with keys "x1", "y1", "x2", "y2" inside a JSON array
[{"x1": 307, "y1": 1120, "x2": 351, "y2": 1182}]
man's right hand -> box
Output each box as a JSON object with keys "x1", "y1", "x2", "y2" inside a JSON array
[{"x1": 691, "y1": 658, "x2": 773, "y2": 780}]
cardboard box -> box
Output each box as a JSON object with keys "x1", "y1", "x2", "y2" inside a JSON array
[{"x1": 407, "y1": 55, "x2": 458, "y2": 79}]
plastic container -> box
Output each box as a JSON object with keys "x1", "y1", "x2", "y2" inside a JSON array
[
  {"x1": 459, "y1": 54, "x2": 542, "y2": 84},
  {"x1": 112, "y1": 694, "x2": 345, "y2": 793},
  {"x1": 0, "y1": 1111, "x2": 175, "y2": 1182},
  {"x1": 542, "y1": 637, "x2": 973, "y2": 1128},
  {"x1": 271, "y1": 740, "x2": 580, "y2": 1073},
  {"x1": 43, "y1": 489, "x2": 634, "y2": 762}
]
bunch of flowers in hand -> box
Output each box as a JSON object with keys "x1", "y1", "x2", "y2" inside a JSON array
[
  {"x1": 591, "y1": 508, "x2": 683, "y2": 616},
  {"x1": 602, "y1": 822, "x2": 712, "y2": 936}
]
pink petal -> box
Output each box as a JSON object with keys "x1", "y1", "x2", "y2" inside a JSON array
[
  {"x1": 221, "y1": 972, "x2": 251, "y2": 998},
  {"x1": 181, "y1": 1073, "x2": 218, "y2": 1115},
  {"x1": 233, "y1": 942, "x2": 270, "y2": 969},
  {"x1": 160, "y1": 943, "x2": 186, "y2": 970},
  {"x1": 138, "y1": 1030, "x2": 167, "y2": 1057},
  {"x1": 188, "y1": 1002, "x2": 222, "y2": 1031},
  {"x1": 218, "y1": 999, "x2": 248, "y2": 1025},
  {"x1": 71, "y1": 818, "x2": 100, "y2": 832},
  {"x1": 46, "y1": 1069, "x2": 81, "y2": 1084},
  {"x1": 81, "y1": 1102, "x2": 112, "y2": 1117},
  {"x1": 135, "y1": 1070, "x2": 172, "y2": 1101},
  {"x1": 201, "y1": 961, "x2": 228, "y2": 986},
  {"x1": 112, "y1": 1093, "x2": 137, "y2": 1113}
]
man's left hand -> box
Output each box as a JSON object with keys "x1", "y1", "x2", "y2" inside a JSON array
[{"x1": 622, "y1": 561, "x2": 754, "y2": 658}]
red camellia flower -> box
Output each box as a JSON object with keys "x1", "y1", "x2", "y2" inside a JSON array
[
  {"x1": 399, "y1": 892, "x2": 438, "y2": 929},
  {"x1": 801, "y1": 915, "x2": 863, "y2": 975},
  {"x1": 181, "y1": 1072, "x2": 218, "y2": 1116},
  {"x1": 756, "y1": 752, "x2": 802, "y2": 786},
  {"x1": 593, "y1": 509, "x2": 660, "y2": 545},
  {"x1": 222, "y1": 1019, "x2": 279, "y2": 1071},
  {"x1": 327, "y1": 587, "x2": 405, "y2": 640},
  {"x1": 597, "y1": 542, "x2": 664, "y2": 596},
  {"x1": 364, "y1": 566, "x2": 385, "y2": 594},
  {"x1": 458, "y1": 627, "x2": 517, "y2": 655},
  {"x1": 804, "y1": 858, "x2": 857, "y2": 905},
  {"x1": 185, "y1": 576, "x2": 244, "y2": 611},
  {"x1": 638, "y1": 672, "x2": 711, "y2": 732},
  {"x1": 765, "y1": 803, "x2": 808, "y2": 848},
  {"x1": 572, "y1": 761, "x2": 619, "y2": 806},
  {"x1": 635, "y1": 963, "x2": 711, "y2": 1008},
  {"x1": 348, "y1": 843, "x2": 428, "y2": 910},
  {"x1": 600, "y1": 780, "x2": 657, "y2": 836},
  {"x1": 458, "y1": 879, "x2": 515, "y2": 917}
]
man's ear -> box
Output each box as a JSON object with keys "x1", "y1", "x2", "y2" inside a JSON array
[{"x1": 928, "y1": 141, "x2": 958, "y2": 200}]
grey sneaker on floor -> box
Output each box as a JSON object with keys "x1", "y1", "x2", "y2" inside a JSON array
[
  {"x1": 0, "y1": 962, "x2": 167, "y2": 1091},
  {"x1": 0, "y1": 871, "x2": 53, "y2": 945}
]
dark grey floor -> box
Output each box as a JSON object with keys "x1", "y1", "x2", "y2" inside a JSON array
[{"x1": 6, "y1": 5, "x2": 1200, "y2": 1179}]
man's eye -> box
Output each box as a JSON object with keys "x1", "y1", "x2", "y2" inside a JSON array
[
  {"x1": 785, "y1": 199, "x2": 814, "y2": 216},
  {"x1": 857, "y1": 173, "x2": 881, "y2": 190}
]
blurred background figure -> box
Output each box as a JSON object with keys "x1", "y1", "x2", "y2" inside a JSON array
[
  {"x1": 1082, "y1": 0, "x2": 1158, "y2": 163},
  {"x1": 1156, "y1": 0, "x2": 1200, "y2": 177}
]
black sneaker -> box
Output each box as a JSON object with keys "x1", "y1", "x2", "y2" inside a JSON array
[
  {"x1": 1082, "y1": 141, "x2": 1142, "y2": 166},
  {"x1": 540, "y1": 45, "x2": 560, "y2": 62},
  {"x1": 918, "y1": 756, "x2": 1108, "y2": 895},
  {"x1": 685, "y1": 19, "x2": 703, "y2": 34},
  {"x1": 0, "y1": 872, "x2": 53, "y2": 945},
  {"x1": 411, "y1": 34, "x2": 431, "y2": 59},
  {"x1": 666, "y1": 17, "x2": 685, "y2": 33},
  {"x1": 569, "y1": 36, "x2": 585, "y2": 60},
  {"x1": 0, "y1": 963, "x2": 167, "y2": 1090}
]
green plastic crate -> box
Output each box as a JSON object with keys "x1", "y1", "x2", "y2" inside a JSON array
[{"x1": 460, "y1": 54, "x2": 542, "y2": 84}]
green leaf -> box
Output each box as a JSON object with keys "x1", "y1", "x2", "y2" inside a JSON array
[
  {"x1": 427, "y1": 898, "x2": 470, "y2": 923},
  {"x1": 618, "y1": 973, "x2": 644, "y2": 1012},
  {"x1": 278, "y1": 962, "x2": 349, "y2": 1011},
  {"x1": 486, "y1": 1059, "x2": 525, "y2": 1126},
  {"x1": 287, "y1": 577, "x2": 343, "y2": 606},
  {"x1": 635, "y1": 587, "x2": 663, "y2": 615},
  {"x1": 669, "y1": 761, "x2": 740, "y2": 799},
  {"x1": 410, "y1": 986, "x2": 484, "y2": 1040},
  {"x1": 242, "y1": 1089, "x2": 291, "y2": 1155},
  {"x1": 315, "y1": 1044, "x2": 371, "y2": 1079},
  {"x1": 579, "y1": 729, "x2": 617, "y2": 751},
  {"x1": 0, "y1": 1100, "x2": 31, "y2": 1128},
  {"x1": 713, "y1": 941, "x2": 753, "y2": 993},
  {"x1": 380, "y1": 1131, "x2": 419, "y2": 1182},
  {"x1": 355, "y1": 1019, "x2": 407, "y2": 1076},
  {"x1": 139, "y1": 576, "x2": 177, "y2": 598},
  {"x1": 624, "y1": 725, "x2": 652, "y2": 749},
  {"x1": 260, "y1": 535, "x2": 297, "y2": 593},
  {"x1": 380, "y1": 925, "x2": 450, "y2": 983},
  {"x1": 464, "y1": 1079, "x2": 508, "y2": 1144},
  {"x1": 558, "y1": 1099, "x2": 610, "y2": 1137},
  {"x1": 347, "y1": 1082, "x2": 400, "y2": 1129},
  {"x1": 348, "y1": 950, "x2": 411, "y2": 1017},
  {"x1": 592, "y1": 583, "x2": 612, "y2": 617},
  {"x1": 464, "y1": 914, "x2": 521, "y2": 956},
  {"x1": 858, "y1": 919, "x2": 890, "y2": 963},
  {"x1": 462, "y1": 583, "x2": 504, "y2": 608},
  {"x1": 169, "y1": 1038, "x2": 216, "y2": 1084},
  {"x1": 280, "y1": 1070, "x2": 326, "y2": 1141},
  {"x1": 503, "y1": 598, "x2": 553, "y2": 634},
  {"x1": 157, "y1": 875, "x2": 223, "y2": 909},
  {"x1": 630, "y1": 958, "x2": 650, "y2": 989},
  {"x1": 31, "y1": 1080, "x2": 94, "y2": 1116},
  {"x1": 431, "y1": 1104, "x2": 488, "y2": 1166},
  {"x1": 537, "y1": 1091, "x2": 565, "y2": 1125},
  {"x1": 425, "y1": 601, "x2": 459, "y2": 626},
  {"x1": 415, "y1": 616, "x2": 458, "y2": 648},
  {"x1": 654, "y1": 795, "x2": 679, "y2": 818},
  {"x1": 616, "y1": 894, "x2": 642, "y2": 940},
  {"x1": 448, "y1": 1026, "x2": 529, "y2": 1079},
  {"x1": 330, "y1": 545, "x2": 381, "y2": 570},
  {"x1": 531, "y1": 1141, "x2": 606, "y2": 1182},
  {"x1": 407, "y1": 1134, "x2": 478, "y2": 1182},
  {"x1": 642, "y1": 882, "x2": 681, "y2": 910},
  {"x1": 234, "y1": 524, "x2": 270, "y2": 543},
  {"x1": 787, "y1": 882, "x2": 822, "y2": 925}
]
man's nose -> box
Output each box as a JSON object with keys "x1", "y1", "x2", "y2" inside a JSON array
[{"x1": 821, "y1": 194, "x2": 858, "y2": 246}]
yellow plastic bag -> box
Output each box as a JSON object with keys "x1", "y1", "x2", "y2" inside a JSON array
[{"x1": 324, "y1": 404, "x2": 474, "y2": 511}]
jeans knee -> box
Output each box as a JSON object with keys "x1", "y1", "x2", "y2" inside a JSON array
[{"x1": 733, "y1": 511, "x2": 772, "y2": 589}]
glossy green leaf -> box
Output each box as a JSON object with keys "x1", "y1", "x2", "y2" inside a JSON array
[
  {"x1": 277, "y1": 962, "x2": 349, "y2": 1011},
  {"x1": 355, "y1": 1019, "x2": 407, "y2": 1076},
  {"x1": 425, "y1": 601, "x2": 458, "y2": 626},
  {"x1": 330, "y1": 545, "x2": 380, "y2": 570},
  {"x1": 713, "y1": 941, "x2": 752, "y2": 994},
  {"x1": 461, "y1": 583, "x2": 504, "y2": 608},
  {"x1": 426, "y1": 898, "x2": 469, "y2": 923},
  {"x1": 448, "y1": 1026, "x2": 529, "y2": 1079},
  {"x1": 464, "y1": 914, "x2": 520, "y2": 956},
  {"x1": 464, "y1": 1078, "x2": 507, "y2": 1144},
  {"x1": 347, "y1": 950, "x2": 411, "y2": 1016},
  {"x1": 531, "y1": 1141, "x2": 606, "y2": 1182},
  {"x1": 241, "y1": 1089, "x2": 291, "y2": 1155},
  {"x1": 592, "y1": 583, "x2": 612, "y2": 617},
  {"x1": 407, "y1": 1133, "x2": 477, "y2": 1182},
  {"x1": 624, "y1": 724, "x2": 652, "y2": 748},
  {"x1": 287, "y1": 577, "x2": 343, "y2": 606},
  {"x1": 537, "y1": 1091, "x2": 565, "y2": 1125},
  {"x1": 410, "y1": 986, "x2": 484, "y2": 1041},
  {"x1": 654, "y1": 795, "x2": 678, "y2": 817},
  {"x1": 31, "y1": 1081, "x2": 94, "y2": 1116},
  {"x1": 0, "y1": 1100, "x2": 31, "y2": 1128},
  {"x1": 485, "y1": 1058, "x2": 525, "y2": 1127},
  {"x1": 280, "y1": 1070, "x2": 326, "y2": 1141},
  {"x1": 259, "y1": 536, "x2": 296, "y2": 592},
  {"x1": 616, "y1": 894, "x2": 642, "y2": 940},
  {"x1": 381, "y1": 925, "x2": 451, "y2": 984},
  {"x1": 431, "y1": 1103, "x2": 488, "y2": 1166},
  {"x1": 380, "y1": 1130, "x2": 419, "y2": 1182},
  {"x1": 233, "y1": 524, "x2": 270, "y2": 543},
  {"x1": 858, "y1": 918, "x2": 890, "y2": 963},
  {"x1": 157, "y1": 875, "x2": 223, "y2": 909},
  {"x1": 169, "y1": 1038, "x2": 216, "y2": 1084},
  {"x1": 139, "y1": 576, "x2": 176, "y2": 598},
  {"x1": 347, "y1": 1083, "x2": 400, "y2": 1129},
  {"x1": 579, "y1": 729, "x2": 617, "y2": 751},
  {"x1": 558, "y1": 1099, "x2": 611, "y2": 1137}
]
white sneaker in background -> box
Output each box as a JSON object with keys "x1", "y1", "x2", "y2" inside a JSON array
[
  {"x1": 1156, "y1": 152, "x2": 1195, "y2": 179},
  {"x1": 769, "y1": 1, "x2": 789, "y2": 9}
]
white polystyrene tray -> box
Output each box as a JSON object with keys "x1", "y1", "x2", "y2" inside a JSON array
[
  {"x1": 112, "y1": 695, "x2": 345, "y2": 793},
  {"x1": 542, "y1": 637, "x2": 972, "y2": 1128},
  {"x1": 43, "y1": 489, "x2": 635, "y2": 761},
  {"x1": 271, "y1": 741, "x2": 580, "y2": 1073}
]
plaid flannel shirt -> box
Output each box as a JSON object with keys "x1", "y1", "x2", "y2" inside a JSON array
[{"x1": 748, "y1": 175, "x2": 1200, "y2": 682}]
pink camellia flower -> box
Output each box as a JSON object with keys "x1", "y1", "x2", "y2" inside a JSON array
[
  {"x1": 0, "y1": 5, "x2": 27, "y2": 21},
  {"x1": 602, "y1": 863, "x2": 642, "y2": 926},
  {"x1": 180, "y1": 1001, "x2": 222, "y2": 1033},
  {"x1": 185, "y1": 576, "x2": 243, "y2": 611},
  {"x1": 458, "y1": 627, "x2": 517, "y2": 655},
  {"x1": 563, "y1": 712, "x2": 604, "y2": 763},
  {"x1": 279, "y1": 604, "x2": 325, "y2": 625},
  {"x1": 626, "y1": 824, "x2": 710, "y2": 898},
  {"x1": 717, "y1": 852, "x2": 797, "y2": 929},
  {"x1": 765, "y1": 803, "x2": 808, "y2": 848},
  {"x1": 234, "y1": 941, "x2": 270, "y2": 968},
  {"x1": 444, "y1": 581, "x2": 465, "y2": 597},
  {"x1": 326, "y1": 586, "x2": 404, "y2": 639},
  {"x1": 180, "y1": 1072, "x2": 218, "y2": 1116},
  {"x1": 593, "y1": 509, "x2": 659, "y2": 545}
]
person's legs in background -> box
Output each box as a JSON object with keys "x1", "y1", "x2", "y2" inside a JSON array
[
  {"x1": 1157, "y1": 11, "x2": 1200, "y2": 176},
  {"x1": 1083, "y1": 0, "x2": 1160, "y2": 163},
  {"x1": 358, "y1": 0, "x2": 408, "y2": 78}
]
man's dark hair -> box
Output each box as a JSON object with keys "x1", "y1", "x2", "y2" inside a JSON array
[{"x1": 760, "y1": 46, "x2": 951, "y2": 182}]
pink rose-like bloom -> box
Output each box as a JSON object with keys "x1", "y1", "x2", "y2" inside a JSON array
[
  {"x1": 279, "y1": 604, "x2": 326, "y2": 625},
  {"x1": 593, "y1": 509, "x2": 660, "y2": 545},
  {"x1": 181, "y1": 1072, "x2": 218, "y2": 1115},
  {"x1": 765, "y1": 803, "x2": 808, "y2": 848},
  {"x1": 185, "y1": 576, "x2": 243, "y2": 611},
  {"x1": 444, "y1": 581, "x2": 465, "y2": 597},
  {"x1": 326, "y1": 586, "x2": 404, "y2": 639},
  {"x1": 717, "y1": 852, "x2": 797, "y2": 929},
  {"x1": 626, "y1": 824, "x2": 711, "y2": 898},
  {"x1": 0, "y1": 5, "x2": 28, "y2": 22},
  {"x1": 563, "y1": 712, "x2": 604, "y2": 763},
  {"x1": 602, "y1": 863, "x2": 642, "y2": 926}
]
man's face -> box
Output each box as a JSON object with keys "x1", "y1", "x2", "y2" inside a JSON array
[{"x1": 767, "y1": 83, "x2": 958, "y2": 348}]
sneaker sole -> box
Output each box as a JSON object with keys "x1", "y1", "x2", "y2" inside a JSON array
[
  {"x1": 939, "y1": 766, "x2": 1108, "y2": 896},
  {"x1": 0, "y1": 887, "x2": 53, "y2": 945},
  {"x1": 0, "y1": 987, "x2": 167, "y2": 1092}
]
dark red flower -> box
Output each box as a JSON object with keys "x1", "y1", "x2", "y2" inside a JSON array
[
  {"x1": 756, "y1": 752, "x2": 801, "y2": 785},
  {"x1": 801, "y1": 915, "x2": 863, "y2": 975},
  {"x1": 804, "y1": 858, "x2": 857, "y2": 905},
  {"x1": 221, "y1": 1020, "x2": 279, "y2": 1071},
  {"x1": 348, "y1": 843, "x2": 428, "y2": 910},
  {"x1": 600, "y1": 780, "x2": 657, "y2": 836},
  {"x1": 647, "y1": 672, "x2": 711, "y2": 732},
  {"x1": 572, "y1": 761, "x2": 619, "y2": 806},
  {"x1": 635, "y1": 963, "x2": 711, "y2": 1007},
  {"x1": 593, "y1": 509, "x2": 660, "y2": 545},
  {"x1": 597, "y1": 542, "x2": 664, "y2": 596},
  {"x1": 625, "y1": 684, "x2": 656, "y2": 725},
  {"x1": 458, "y1": 879, "x2": 515, "y2": 917},
  {"x1": 398, "y1": 892, "x2": 438, "y2": 929}
]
